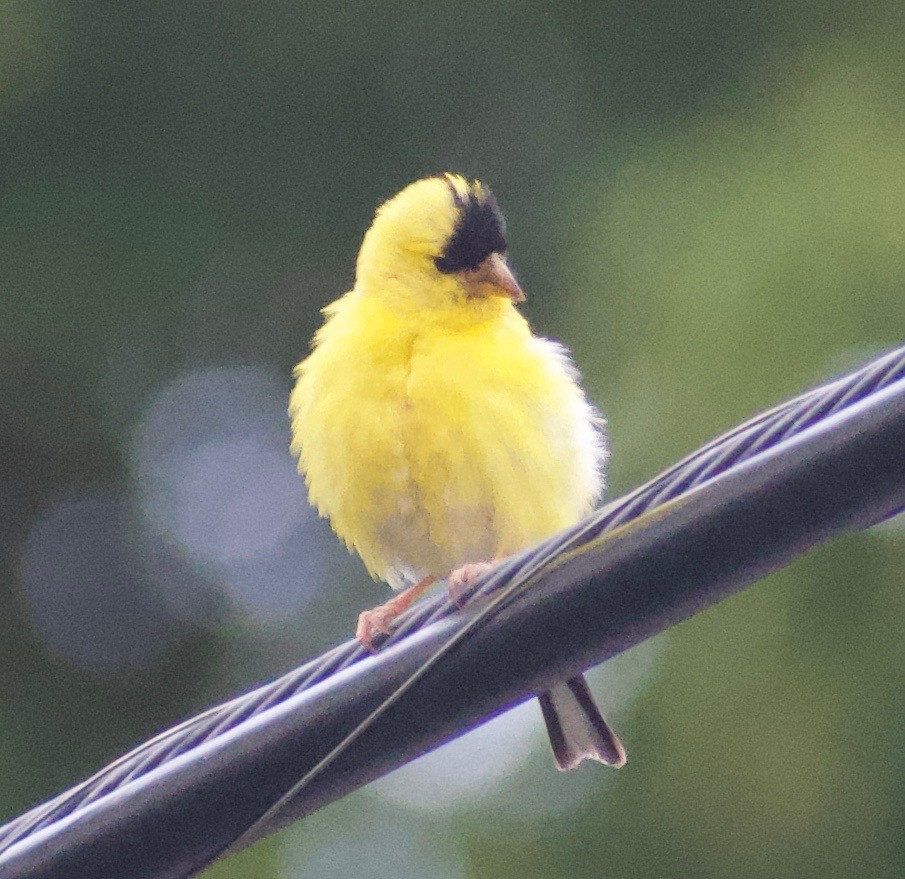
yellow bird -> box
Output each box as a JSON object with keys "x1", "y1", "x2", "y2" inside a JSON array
[{"x1": 289, "y1": 174, "x2": 625, "y2": 769}]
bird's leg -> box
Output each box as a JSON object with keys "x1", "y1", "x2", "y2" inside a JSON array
[
  {"x1": 356, "y1": 575, "x2": 437, "y2": 652},
  {"x1": 448, "y1": 561, "x2": 497, "y2": 607}
]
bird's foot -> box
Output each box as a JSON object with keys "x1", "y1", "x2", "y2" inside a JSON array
[
  {"x1": 355, "y1": 575, "x2": 437, "y2": 652},
  {"x1": 356, "y1": 603, "x2": 398, "y2": 652},
  {"x1": 448, "y1": 561, "x2": 496, "y2": 607}
]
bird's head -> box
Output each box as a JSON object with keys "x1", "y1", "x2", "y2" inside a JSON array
[{"x1": 355, "y1": 174, "x2": 524, "y2": 315}]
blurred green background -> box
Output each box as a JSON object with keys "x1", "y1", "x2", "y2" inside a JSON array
[{"x1": 2, "y1": 1, "x2": 904, "y2": 876}]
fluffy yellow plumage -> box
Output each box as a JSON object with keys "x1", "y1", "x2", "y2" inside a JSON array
[
  {"x1": 290, "y1": 175, "x2": 605, "y2": 587},
  {"x1": 289, "y1": 174, "x2": 625, "y2": 770}
]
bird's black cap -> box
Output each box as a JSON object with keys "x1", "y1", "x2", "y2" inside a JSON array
[{"x1": 434, "y1": 178, "x2": 507, "y2": 273}]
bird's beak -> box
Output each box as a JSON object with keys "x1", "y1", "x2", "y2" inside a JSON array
[{"x1": 461, "y1": 253, "x2": 526, "y2": 303}]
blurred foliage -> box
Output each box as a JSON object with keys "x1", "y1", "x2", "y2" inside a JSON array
[{"x1": 1, "y1": 1, "x2": 904, "y2": 877}]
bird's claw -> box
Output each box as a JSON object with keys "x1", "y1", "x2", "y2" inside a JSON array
[
  {"x1": 356, "y1": 606, "x2": 396, "y2": 652},
  {"x1": 448, "y1": 561, "x2": 495, "y2": 607}
]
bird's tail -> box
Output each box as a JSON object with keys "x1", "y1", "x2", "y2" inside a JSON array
[{"x1": 538, "y1": 675, "x2": 627, "y2": 771}]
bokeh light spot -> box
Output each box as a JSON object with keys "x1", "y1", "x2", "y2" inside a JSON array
[
  {"x1": 131, "y1": 364, "x2": 354, "y2": 626},
  {"x1": 284, "y1": 815, "x2": 462, "y2": 879}
]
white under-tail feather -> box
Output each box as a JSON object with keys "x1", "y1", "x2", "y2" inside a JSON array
[{"x1": 538, "y1": 675, "x2": 627, "y2": 771}]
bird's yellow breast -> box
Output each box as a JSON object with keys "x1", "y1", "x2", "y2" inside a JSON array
[{"x1": 290, "y1": 292, "x2": 604, "y2": 589}]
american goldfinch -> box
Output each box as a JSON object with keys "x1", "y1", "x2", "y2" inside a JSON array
[{"x1": 290, "y1": 174, "x2": 625, "y2": 770}]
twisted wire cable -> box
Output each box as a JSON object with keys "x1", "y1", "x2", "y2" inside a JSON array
[{"x1": 1, "y1": 344, "x2": 903, "y2": 859}]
